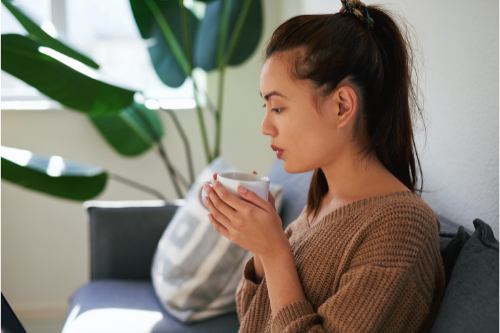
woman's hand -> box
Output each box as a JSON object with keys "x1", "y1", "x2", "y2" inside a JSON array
[
  {"x1": 203, "y1": 171, "x2": 286, "y2": 258},
  {"x1": 250, "y1": 171, "x2": 267, "y2": 283}
]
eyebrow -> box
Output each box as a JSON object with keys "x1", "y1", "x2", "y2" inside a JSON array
[{"x1": 260, "y1": 91, "x2": 288, "y2": 101}]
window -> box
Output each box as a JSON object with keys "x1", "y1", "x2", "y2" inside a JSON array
[{"x1": 1, "y1": 0, "x2": 204, "y2": 110}]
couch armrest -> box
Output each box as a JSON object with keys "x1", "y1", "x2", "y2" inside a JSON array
[{"x1": 83, "y1": 200, "x2": 184, "y2": 281}]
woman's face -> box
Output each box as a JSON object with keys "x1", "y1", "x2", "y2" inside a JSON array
[{"x1": 260, "y1": 52, "x2": 356, "y2": 174}]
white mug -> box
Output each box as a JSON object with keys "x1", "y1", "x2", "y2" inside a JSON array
[{"x1": 197, "y1": 172, "x2": 270, "y2": 210}]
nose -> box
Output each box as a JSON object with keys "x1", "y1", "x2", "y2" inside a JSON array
[{"x1": 261, "y1": 110, "x2": 277, "y2": 137}]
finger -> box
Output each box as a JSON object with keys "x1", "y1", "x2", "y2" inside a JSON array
[
  {"x1": 212, "y1": 179, "x2": 248, "y2": 212},
  {"x1": 237, "y1": 185, "x2": 273, "y2": 212},
  {"x1": 207, "y1": 213, "x2": 230, "y2": 239},
  {"x1": 213, "y1": 173, "x2": 218, "y2": 180},
  {"x1": 204, "y1": 193, "x2": 232, "y2": 228},
  {"x1": 205, "y1": 183, "x2": 237, "y2": 221}
]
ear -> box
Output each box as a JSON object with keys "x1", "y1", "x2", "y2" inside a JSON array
[{"x1": 335, "y1": 85, "x2": 358, "y2": 128}]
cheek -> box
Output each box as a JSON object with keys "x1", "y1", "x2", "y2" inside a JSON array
[{"x1": 284, "y1": 112, "x2": 335, "y2": 159}]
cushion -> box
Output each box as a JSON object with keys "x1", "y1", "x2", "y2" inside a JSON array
[
  {"x1": 439, "y1": 226, "x2": 471, "y2": 286},
  {"x1": 431, "y1": 218, "x2": 499, "y2": 333},
  {"x1": 151, "y1": 157, "x2": 284, "y2": 323},
  {"x1": 62, "y1": 280, "x2": 239, "y2": 333}
]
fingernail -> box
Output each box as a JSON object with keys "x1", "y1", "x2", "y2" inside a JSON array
[
  {"x1": 238, "y1": 186, "x2": 247, "y2": 193},
  {"x1": 204, "y1": 196, "x2": 209, "y2": 205},
  {"x1": 203, "y1": 184, "x2": 209, "y2": 191}
]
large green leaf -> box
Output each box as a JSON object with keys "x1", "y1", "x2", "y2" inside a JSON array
[
  {"x1": 89, "y1": 101, "x2": 164, "y2": 156},
  {"x1": 130, "y1": 0, "x2": 199, "y2": 88},
  {"x1": 1, "y1": 0, "x2": 99, "y2": 69},
  {"x1": 1, "y1": 34, "x2": 135, "y2": 115},
  {"x1": 194, "y1": 0, "x2": 262, "y2": 71},
  {"x1": 1, "y1": 146, "x2": 107, "y2": 201}
]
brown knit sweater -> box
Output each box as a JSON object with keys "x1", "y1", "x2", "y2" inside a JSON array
[{"x1": 235, "y1": 191, "x2": 446, "y2": 333}]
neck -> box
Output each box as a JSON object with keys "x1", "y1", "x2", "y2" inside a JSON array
[{"x1": 320, "y1": 147, "x2": 394, "y2": 203}]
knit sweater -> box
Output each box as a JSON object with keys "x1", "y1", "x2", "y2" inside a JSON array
[{"x1": 235, "y1": 190, "x2": 446, "y2": 333}]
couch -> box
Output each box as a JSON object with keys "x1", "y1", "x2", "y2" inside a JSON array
[{"x1": 61, "y1": 158, "x2": 499, "y2": 333}]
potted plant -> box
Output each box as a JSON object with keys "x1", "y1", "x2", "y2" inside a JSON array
[{"x1": 1, "y1": 0, "x2": 263, "y2": 201}]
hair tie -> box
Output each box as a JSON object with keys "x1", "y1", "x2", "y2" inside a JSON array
[{"x1": 339, "y1": 0, "x2": 374, "y2": 29}]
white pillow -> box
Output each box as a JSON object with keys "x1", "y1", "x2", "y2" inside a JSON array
[{"x1": 151, "y1": 156, "x2": 283, "y2": 323}]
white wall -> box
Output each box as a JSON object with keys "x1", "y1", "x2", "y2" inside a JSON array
[{"x1": 2, "y1": 0, "x2": 498, "y2": 321}]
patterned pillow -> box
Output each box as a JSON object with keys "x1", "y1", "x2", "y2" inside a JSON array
[{"x1": 151, "y1": 157, "x2": 283, "y2": 323}]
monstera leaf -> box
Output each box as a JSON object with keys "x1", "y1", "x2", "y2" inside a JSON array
[
  {"x1": 130, "y1": 0, "x2": 262, "y2": 86},
  {"x1": 2, "y1": 33, "x2": 165, "y2": 156},
  {"x1": 1, "y1": 0, "x2": 99, "y2": 69},
  {"x1": 1, "y1": 146, "x2": 108, "y2": 201},
  {"x1": 130, "y1": 0, "x2": 199, "y2": 87},
  {"x1": 89, "y1": 101, "x2": 164, "y2": 156},
  {"x1": 194, "y1": 0, "x2": 263, "y2": 71},
  {"x1": 1, "y1": 34, "x2": 135, "y2": 115}
]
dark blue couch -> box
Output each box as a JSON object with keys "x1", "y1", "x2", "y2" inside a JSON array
[{"x1": 61, "y1": 159, "x2": 498, "y2": 333}]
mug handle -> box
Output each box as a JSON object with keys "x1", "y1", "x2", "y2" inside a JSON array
[{"x1": 196, "y1": 179, "x2": 212, "y2": 210}]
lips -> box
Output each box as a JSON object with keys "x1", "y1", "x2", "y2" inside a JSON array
[{"x1": 270, "y1": 144, "x2": 284, "y2": 152}]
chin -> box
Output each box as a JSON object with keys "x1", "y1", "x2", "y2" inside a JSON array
[{"x1": 282, "y1": 159, "x2": 315, "y2": 174}]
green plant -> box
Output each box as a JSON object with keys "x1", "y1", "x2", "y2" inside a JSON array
[{"x1": 1, "y1": 0, "x2": 263, "y2": 201}]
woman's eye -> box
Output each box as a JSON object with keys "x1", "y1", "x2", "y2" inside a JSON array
[{"x1": 262, "y1": 104, "x2": 282, "y2": 114}]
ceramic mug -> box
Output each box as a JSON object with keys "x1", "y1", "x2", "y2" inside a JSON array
[{"x1": 197, "y1": 172, "x2": 270, "y2": 210}]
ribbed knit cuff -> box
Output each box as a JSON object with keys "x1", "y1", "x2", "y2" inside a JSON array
[{"x1": 271, "y1": 300, "x2": 315, "y2": 333}]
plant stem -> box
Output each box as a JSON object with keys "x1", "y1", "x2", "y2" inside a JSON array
[
  {"x1": 216, "y1": 0, "x2": 231, "y2": 67},
  {"x1": 194, "y1": 92, "x2": 213, "y2": 164},
  {"x1": 179, "y1": 0, "x2": 193, "y2": 70},
  {"x1": 131, "y1": 102, "x2": 184, "y2": 198},
  {"x1": 109, "y1": 173, "x2": 167, "y2": 200},
  {"x1": 192, "y1": 79, "x2": 216, "y2": 117},
  {"x1": 170, "y1": 163, "x2": 191, "y2": 191},
  {"x1": 213, "y1": 0, "x2": 252, "y2": 158},
  {"x1": 156, "y1": 139, "x2": 184, "y2": 198},
  {"x1": 179, "y1": 0, "x2": 212, "y2": 164},
  {"x1": 161, "y1": 108, "x2": 195, "y2": 184},
  {"x1": 214, "y1": 66, "x2": 225, "y2": 158},
  {"x1": 213, "y1": 0, "x2": 231, "y2": 158}
]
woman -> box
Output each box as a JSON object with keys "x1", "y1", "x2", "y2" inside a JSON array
[{"x1": 201, "y1": 0, "x2": 445, "y2": 332}]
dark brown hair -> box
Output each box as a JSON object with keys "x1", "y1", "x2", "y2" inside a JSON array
[{"x1": 265, "y1": 5, "x2": 427, "y2": 223}]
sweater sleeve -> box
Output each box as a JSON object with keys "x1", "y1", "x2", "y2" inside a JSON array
[
  {"x1": 269, "y1": 208, "x2": 445, "y2": 333},
  {"x1": 236, "y1": 223, "x2": 296, "y2": 324},
  {"x1": 236, "y1": 255, "x2": 261, "y2": 323}
]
